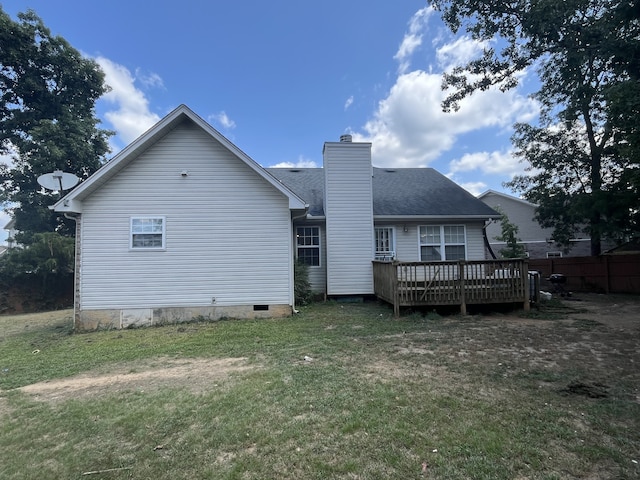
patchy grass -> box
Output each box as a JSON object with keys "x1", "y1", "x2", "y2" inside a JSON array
[{"x1": 1, "y1": 298, "x2": 639, "y2": 479}]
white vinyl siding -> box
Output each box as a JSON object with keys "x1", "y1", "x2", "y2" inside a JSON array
[
  {"x1": 79, "y1": 121, "x2": 292, "y2": 310},
  {"x1": 323, "y1": 142, "x2": 374, "y2": 295},
  {"x1": 465, "y1": 223, "x2": 487, "y2": 260},
  {"x1": 377, "y1": 222, "x2": 487, "y2": 262}
]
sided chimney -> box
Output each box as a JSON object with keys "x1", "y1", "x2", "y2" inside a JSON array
[{"x1": 322, "y1": 136, "x2": 374, "y2": 296}]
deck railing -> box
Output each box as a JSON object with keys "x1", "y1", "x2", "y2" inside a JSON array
[{"x1": 373, "y1": 259, "x2": 533, "y2": 316}]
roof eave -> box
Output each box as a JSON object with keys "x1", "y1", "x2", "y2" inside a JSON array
[{"x1": 374, "y1": 214, "x2": 501, "y2": 221}]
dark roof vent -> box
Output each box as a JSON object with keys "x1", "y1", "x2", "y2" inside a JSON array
[{"x1": 339, "y1": 134, "x2": 352, "y2": 143}]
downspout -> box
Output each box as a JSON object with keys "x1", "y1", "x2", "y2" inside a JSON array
[
  {"x1": 64, "y1": 213, "x2": 81, "y2": 330},
  {"x1": 483, "y1": 219, "x2": 498, "y2": 260}
]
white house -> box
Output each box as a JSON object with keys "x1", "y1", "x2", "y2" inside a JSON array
[
  {"x1": 3, "y1": 218, "x2": 17, "y2": 250},
  {"x1": 54, "y1": 105, "x2": 499, "y2": 330}
]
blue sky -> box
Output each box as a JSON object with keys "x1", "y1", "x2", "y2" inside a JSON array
[{"x1": 2, "y1": 1, "x2": 541, "y2": 242}]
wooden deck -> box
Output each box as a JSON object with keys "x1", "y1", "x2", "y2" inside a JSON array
[{"x1": 373, "y1": 259, "x2": 536, "y2": 316}]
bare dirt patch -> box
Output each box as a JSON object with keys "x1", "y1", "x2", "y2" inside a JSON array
[
  {"x1": 18, "y1": 357, "x2": 258, "y2": 403},
  {"x1": 361, "y1": 293, "x2": 640, "y2": 405}
]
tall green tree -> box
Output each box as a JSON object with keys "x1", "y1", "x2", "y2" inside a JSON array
[
  {"x1": 429, "y1": 0, "x2": 640, "y2": 254},
  {"x1": 0, "y1": 7, "x2": 112, "y2": 244},
  {"x1": 493, "y1": 207, "x2": 526, "y2": 258}
]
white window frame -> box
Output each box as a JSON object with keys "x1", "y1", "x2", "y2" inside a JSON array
[
  {"x1": 296, "y1": 226, "x2": 321, "y2": 267},
  {"x1": 130, "y1": 217, "x2": 166, "y2": 250},
  {"x1": 375, "y1": 226, "x2": 395, "y2": 260},
  {"x1": 419, "y1": 225, "x2": 467, "y2": 261},
  {"x1": 546, "y1": 251, "x2": 562, "y2": 258}
]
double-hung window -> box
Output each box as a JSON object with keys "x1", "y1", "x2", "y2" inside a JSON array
[
  {"x1": 130, "y1": 217, "x2": 165, "y2": 249},
  {"x1": 296, "y1": 226, "x2": 320, "y2": 266},
  {"x1": 375, "y1": 227, "x2": 395, "y2": 260},
  {"x1": 419, "y1": 225, "x2": 466, "y2": 261}
]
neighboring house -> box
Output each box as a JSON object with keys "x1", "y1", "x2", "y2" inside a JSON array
[
  {"x1": 54, "y1": 105, "x2": 499, "y2": 331},
  {"x1": 478, "y1": 190, "x2": 594, "y2": 258},
  {"x1": 4, "y1": 218, "x2": 17, "y2": 250}
]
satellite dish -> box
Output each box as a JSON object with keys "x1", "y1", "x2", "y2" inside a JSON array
[{"x1": 37, "y1": 170, "x2": 79, "y2": 192}]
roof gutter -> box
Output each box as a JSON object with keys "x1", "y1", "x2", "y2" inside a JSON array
[{"x1": 373, "y1": 214, "x2": 502, "y2": 221}]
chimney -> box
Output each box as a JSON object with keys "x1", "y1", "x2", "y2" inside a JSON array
[{"x1": 322, "y1": 136, "x2": 374, "y2": 295}]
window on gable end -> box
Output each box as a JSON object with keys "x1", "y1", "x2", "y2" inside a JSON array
[{"x1": 130, "y1": 217, "x2": 166, "y2": 250}]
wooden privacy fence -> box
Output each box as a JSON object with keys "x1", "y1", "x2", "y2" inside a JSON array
[
  {"x1": 373, "y1": 259, "x2": 533, "y2": 317},
  {"x1": 529, "y1": 254, "x2": 640, "y2": 294}
]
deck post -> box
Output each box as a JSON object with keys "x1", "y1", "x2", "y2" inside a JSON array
[
  {"x1": 459, "y1": 260, "x2": 467, "y2": 315},
  {"x1": 522, "y1": 259, "x2": 531, "y2": 311},
  {"x1": 393, "y1": 265, "x2": 400, "y2": 318}
]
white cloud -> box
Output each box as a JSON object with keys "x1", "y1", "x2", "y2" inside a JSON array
[
  {"x1": 448, "y1": 150, "x2": 523, "y2": 176},
  {"x1": 135, "y1": 69, "x2": 165, "y2": 89},
  {"x1": 344, "y1": 96, "x2": 354, "y2": 110},
  {"x1": 457, "y1": 181, "x2": 488, "y2": 196},
  {"x1": 355, "y1": 70, "x2": 538, "y2": 168},
  {"x1": 95, "y1": 57, "x2": 161, "y2": 145},
  {"x1": 209, "y1": 111, "x2": 236, "y2": 129},
  {"x1": 394, "y1": 6, "x2": 434, "y2": 74},
  {"x1": 269, "y1": 156, "x2": 318, "y2": 169},
  {"x1": 436, "y1": 36, "x2": 488, "y2": 72}
]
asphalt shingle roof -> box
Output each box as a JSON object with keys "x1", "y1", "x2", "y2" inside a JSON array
[{"x1": 266, "y1": 167, "x2": 498, "y2": 218}]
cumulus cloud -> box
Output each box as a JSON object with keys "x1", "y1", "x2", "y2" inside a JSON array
[
  {"x1": 436, "y1": 36, "x2": 488, "y2": 72},
  {"x1": 394, "y1": 6, "x2": 434, "y2": 74},
  {"x1": 448, "y1": 150, "x2": 522, "y2": 176},
  {"x1": 344, "y1": 95, "x2": 354, "y2": 110},
  {"x1": 269, "y1": 156, "x2": 318, "y2": 169},
  {"x1": 209, "y1": 111, "x2": 236, "y2": 129},
  {"x1": 355, "y1": 70, "x2": 537, "y2": 168},
  {"x1": 353, "y1": 3, "x2": 542, "y2": 192},
  {"x1": 457, "y1": 181, "x2": 488, "y2": 196},
  {"x1": 96, "y1": 57, "x2": 161, "y2": 146},
  {"x1": 135, "y1": 69, "x2": 165, "y2": 89}
]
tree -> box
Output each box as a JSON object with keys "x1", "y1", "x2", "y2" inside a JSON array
[
  {"x1": 493, "y1": 207, "x2": 526, "y2": 258},
  {"x1": 429, "y1": 0, "x2": 640, "y2": 254},
  {"x1": 0, "y1": 8, "x2": 112, "y2": 244},
  {"x1": 0, "y1": 232, "x2": 75, "y2": 294}
]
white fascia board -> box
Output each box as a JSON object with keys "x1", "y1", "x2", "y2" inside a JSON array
[{"x1": 50, "y1": 198, "x2": 83, "y2": 213}]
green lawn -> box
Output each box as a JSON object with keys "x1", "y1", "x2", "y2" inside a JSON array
[{"x1": 0, "y1": 300, "x2": 638, "y2": 479}]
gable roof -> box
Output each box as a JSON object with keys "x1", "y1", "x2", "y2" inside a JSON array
[
  {"x1": 478, "y1": 189, "x2": 537, "y2": 208},
  {"x1": 3, "y1": 218, "x2": 14, "y2": 230},
  {"x1": 53, "y1": 105, "x2": 307, "y2": 213},
  {"x1": 268, "y1": 167, "x2": 500, "y2": 219}
]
